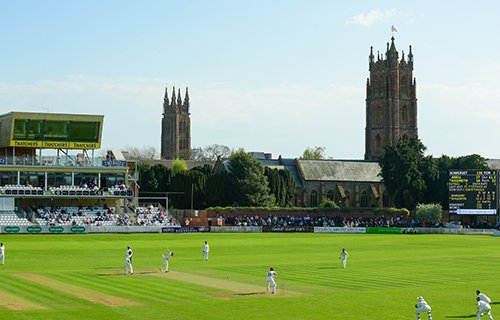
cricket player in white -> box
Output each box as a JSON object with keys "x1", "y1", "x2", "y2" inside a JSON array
[
  {"x1": 477, "y1": 299, "x2": 494, "y2": 320},
  {"x1": 415, "y1": 296, "x2": 433, "y2": 320},
  {"x1": 0, "y1": 243, "x2": 4, "y2": 265},
  {"x1": 124, "y1": 245, "x2": 133, "y2": 275},
  {"x1": 160, "y1": 248, "x2": 174, "y2": 272},
  {"x1": 339, "y1": 248, "x2": 348, "y2": 268},
  {"x1": 202, "y1": 241, "x2": 209, "y2": 261},
  {"x1": 266, "y1": 267, "x2": 277, "y2": 294},
  {"x1": 477, "y1": 290, "x2": 492, "y2": 303}
]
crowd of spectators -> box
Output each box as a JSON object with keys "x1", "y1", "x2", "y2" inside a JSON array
[
  {"x1": 221, "y1": 214, "x2": 498, "y2": 229},
  {"x1": 223, "y1": 214, "x2": 409, "y2": 228},
  {"x1": 134, "y1": 205, "x2": 177, "y2": 226},
  {"x1": 35, "y1": 206, "x2": 129, "y2": 226}
]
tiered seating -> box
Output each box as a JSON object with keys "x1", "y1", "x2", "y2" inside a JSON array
[
  {"x1": 134, "y1": 205, "x2": 178, "y2": 226},
  {"x1": 35, "y1": 206, "x2": 122, "y2": 226},
  {"x1": 0, "y1": 185, "x2": 43, "y2": 195},
  {"x1": 0, "y1": 210, "x2": 32, "y2": 226},
  {"x1": 49, "y1": 186, "x2": 103, "y2": 196}
]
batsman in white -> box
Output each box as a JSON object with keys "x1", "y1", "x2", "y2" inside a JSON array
[
  {"x1": 415, "y1": 296, "x2": 433, "y2": 320},
  {"x1": 266, "y1": 267, "x2": 278, "y2": 294},
  {"x1": 202, "y1": 241, "x2": 209, "y2": 261},
  {"x1": 477, "y1": 298, "x2": 494, "y2": 320},
  {"x1": 339, "y1": 248, "x2": 349, "y2": 268},
  {"x1": 124, "y1": 245, "x2": 133, "y2": 275},
  {"x1": 160, "y1": 248, "x2": 174, "y2": 272},
  {"x1": 0, "y1": 242, "x2": 4, "y2": 265}
]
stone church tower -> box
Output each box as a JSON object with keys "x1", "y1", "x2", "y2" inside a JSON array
[
  {"x1": 365, "y1": 37, "x2": 418, "y2": 160},
  {"x1": 161, "y1": 86, "x2": 191, "y2": 160}
]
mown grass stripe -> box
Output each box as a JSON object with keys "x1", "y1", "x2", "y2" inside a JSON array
[
  {"x1": 0, "y1": 274, "x2": 87, "y2": 308},
  {"x1": 14, "y1": 273, "x2": 141, "y2": 307},
  {"x1": 55, "y1": 272, "x2": 209, "y2": 303}
]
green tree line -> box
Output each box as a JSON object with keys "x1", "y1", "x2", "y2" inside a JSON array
[{"x1": 137, "y1": 150, "x2": 296, "y2": 209}]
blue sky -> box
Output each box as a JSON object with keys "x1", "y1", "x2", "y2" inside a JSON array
[{"x1": 1, "y1": 1, "x2": 500, "y2": 159}]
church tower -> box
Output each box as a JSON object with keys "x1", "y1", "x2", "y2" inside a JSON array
[
  {"x1": 161, "y1": 86, "x2": 191, "y2": 160},
  {"x1": 365, "y1": 37, "x2": 417, "y2": 160}
]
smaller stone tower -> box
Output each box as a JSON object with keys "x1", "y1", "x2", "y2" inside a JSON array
[{"x1": 161, "y1": 86, "x2": 191, "y2": 160}]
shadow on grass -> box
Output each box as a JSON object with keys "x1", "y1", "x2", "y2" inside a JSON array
[
  {"x1": 445, "y1": 315, "x2": 476, "y2": 318},
  {"x1": 234, "y1": 291, "x2": 267, "y2": 296},
  {"x1": 96, "y1": 271, "x2": 160, "y2": 276},
  {"x1": 491, "y1": 302, "x2": 500, "y2": 305},
  {"x1": 317, "y1": 266, "x2": 337, "y2": 270}
]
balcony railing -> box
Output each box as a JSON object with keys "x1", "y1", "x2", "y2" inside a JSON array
[{"x1": 0, "y1": 156, "x2": 127, "y2": 168}]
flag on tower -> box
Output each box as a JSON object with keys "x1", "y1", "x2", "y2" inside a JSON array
[{"x1": 391, "y1": 25, "x2": 398, "y2": 32}]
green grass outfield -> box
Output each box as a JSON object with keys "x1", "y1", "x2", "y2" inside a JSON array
[{"x1": 0, "y1": 233, "x2": 498, "y2": 320}]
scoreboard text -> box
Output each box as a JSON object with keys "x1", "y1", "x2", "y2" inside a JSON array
[{"x1": 448, "y1": 170, "x2": 497, "y2": 215}]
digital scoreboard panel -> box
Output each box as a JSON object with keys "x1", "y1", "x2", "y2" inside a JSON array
[{"x1": 449, "y1": 170, "x2": 497, "y2": 215}]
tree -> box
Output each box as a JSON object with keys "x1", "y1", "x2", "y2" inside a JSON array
[
  {"x1": 137, "y1": 163, "x2": 159, "y2": 193},
  {"x1": 227, "y1": 149, "x2": 275, "y2": 207},
  {"x1": 171, "y1": 159, "x2": 188, "y2": 175},
  {"x1": 415, "y1": 203, "x2": 442, "y2": 225},
  {"x1": 301, "y1": 146, "x2": 326, "y2": 159},
  {"x1": 379, "y1": 136, "x2": 427, "y2": 209},
  {"x1": 264, "y1": 167, "x2": 296, "y2": 207},
  {"x1": 123, "y1": 146, "x2": 159, "y2": 160},
  {"x1": 191, "y1": 144, "x2": 231, "y2": 161},
  {"x1": 319, "y1": 198, "x2": 339, "y2": 208}
]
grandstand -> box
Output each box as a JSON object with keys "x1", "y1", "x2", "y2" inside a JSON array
[{"x1": 0, "y1": 111, "x2": 163, "y2": 227}]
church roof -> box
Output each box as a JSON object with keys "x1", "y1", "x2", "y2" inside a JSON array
[{"x1": 296, "y1": 159, "x2": 382, "y2": 182}]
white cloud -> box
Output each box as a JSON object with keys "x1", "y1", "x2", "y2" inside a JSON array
[{"x1": 346, "y1": 9, "x2": 402, "y2": 26}]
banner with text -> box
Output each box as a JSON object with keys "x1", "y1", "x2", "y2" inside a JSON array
[
  {"x1": 314, "y1": 227, "x2": 366, "y2": 234},
  {"x1": 262, "y1": 226, "x2": 314, "y2": 232},
  {"x1": 161, "y1": 226, "x2": 211, "y2": 233}
]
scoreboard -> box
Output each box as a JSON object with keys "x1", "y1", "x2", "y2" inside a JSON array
[{"x1": 449, "y1": 170, "x2": 497, "y2": 215}]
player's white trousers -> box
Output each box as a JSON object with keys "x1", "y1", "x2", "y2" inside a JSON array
[
  {"x1": 0, "y1": 253, "x2": 4, "y2": 265},
  {"x1": 124, "y1": 261, "x2": 133, "y2": 274},
  {"x1": 478, "y1": 306, "x2": 494, "y2": 320},
  {"x1": 203, "y1": 252, "x2": 209, "y2": 261},
  {"x1": 161, "y1": 260, "x2": 169, "y2": 272},
  {"x1": 416, "y1": 309, "x2": 432, "y2": 320},
  {"x1": 266, "y1": 277, "x2": 277, "y2": 294},
  {"x1": 341, "y1": 258, "x2": 347, "y2": 268}
]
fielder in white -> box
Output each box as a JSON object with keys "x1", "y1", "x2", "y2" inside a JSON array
[
  {"x1": 477, "y1": 299, "x2": 494, "y2": 320},
  {"x1": 202, "y1": 241, "x2": 209, "y2": 261},
  {"x1": 415, "y1": 296, "x2": 433, "y2": 320},
  {"x1": 124, "y1": 245, "x2": 133, "y2": 275},
  {"x1": 266, "y1": 267, "x2": 277, "y2": 294},
  {"x1": 0, "y1": 243, "x2": 4, "y2": 266},
  {"x1": 339, "y1": 248, "x2": 349, "y2": 268},
  {"x1": 477, "y1": 290, "x2": 492, "y2": 303},
  {"x1": 160, "y1": 248, "x2": 174, "y2": 272}
]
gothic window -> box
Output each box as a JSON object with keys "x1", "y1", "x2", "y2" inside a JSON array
[
  {"x1": 401, "y1": 105, "x2": 408, "y2": 123},
  {"x1": 376, "y1": 134, "x2": 381, "y2": 149},
  {"x1": 327, "y1": 190, "x2": 334, "y2": 200},
  {"x1": 361, "y1": 191, "x2": 368, "y2": 207},
  {"x1": 400, "y1": 76, "x2": 408, "y2": 97},
  {"x1": 376, "y1": 106, "x2": 382, "y2": 124},
  {"x1": 309, "y1": 190, "x2": 318, "y2": 207}
]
